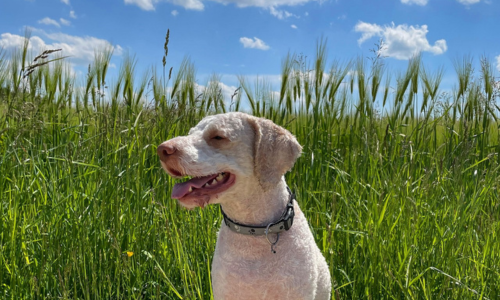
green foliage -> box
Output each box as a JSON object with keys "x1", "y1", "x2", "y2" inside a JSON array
[{"x1": 1, "y1": 35, "x2": 499, "y2": 299}]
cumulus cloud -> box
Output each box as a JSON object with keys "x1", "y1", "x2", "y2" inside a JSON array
[
  {"x1": 60, "y1": 18, "x2": 71, "y2": 26},
  {"x1": 70, "y1": 10, "x2": 77, "y2": 19},
  {"x1": 124, "y1": 0, "x2": 157, "y2": 11},
  {"x1": 125, "y1": 0, "x2": 319, "y2": 11},
  {"x1": 124, "y1": 0, "x2": 319, "y2": 20},
  {"x1": 239, "y1": 37, "x2": 270, "y2": 50},
  {"x1": 171, "y1": 9, "x2": 179, "y2": 16},
  {"x1": 167, "y1": 80, "x2": 241, "y2": 108},
  {"x1": 401, "y1": 0, "x2": 428, "y2": 5},
  {"x1": 218, "y1": 81, "x2": 240, "y2": 105},
  {"x1": 211, "y1": 0, "x2": 316, "y2": 7},
  {"x1": 124, "y1": 0, "x2": 204, "y2": 10},
  {"x1": 0, "y1": 30, "x2": 123, "y2": 66},
  {"x1": 401, "y1": 0, "x2": 478, "y2": 5},
  {"x1": 38, "y1": 17, "x2": 60, "y2": 27},
  {"x1": 168, "y1": 0, "x2": 204, "y2": 10},
  {"x1": 0, "y1": 33, "x2": 47, "y2": 53},
  {"x1": 354, "y1": 21, "x2": 447, "y2": 60},
  {"x1": 291, "y1": 24, "x2": 297, "y2": 29}
]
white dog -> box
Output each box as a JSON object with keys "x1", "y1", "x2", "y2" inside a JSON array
[{"x1": 157, "y1": 112, "x2": 331, "y2": 300}]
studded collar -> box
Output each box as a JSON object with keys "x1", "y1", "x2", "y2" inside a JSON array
[{"x1": 220, "y1": 187, "x2": 295, "y2": 237}]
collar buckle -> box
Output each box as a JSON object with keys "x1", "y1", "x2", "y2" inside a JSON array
[{"x1": 282, "y1": 191, "x2": 295, "y2": 231}]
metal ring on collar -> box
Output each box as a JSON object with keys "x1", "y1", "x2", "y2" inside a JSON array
[{"x1": 265, "y1": 223, "x2": 280, "y2": 253}]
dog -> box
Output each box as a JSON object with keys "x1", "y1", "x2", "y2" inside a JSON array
[{"x1": 157, "y1": 112, "x2": 331, "y2": 299}]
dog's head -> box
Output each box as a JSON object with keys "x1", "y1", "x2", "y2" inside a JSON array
[{"x1": 157, "y1": 112, "x2": 302, "y2": 209}]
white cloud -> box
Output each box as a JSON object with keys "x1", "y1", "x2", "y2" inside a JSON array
[
  {"x1": 61, "y1": 0, "x2": 70, "y2": 5},
  {"x1": 124, "y1": 0, "x2": 158, "y2": 11},
  {"x1": 213, "y1": 77, "x2": 283, "y2": 109},
  {"x1": 168, "y1": 0, "x2": 204, "y2": 10},
  {"x1": 457, "y1": 0, "x2": 481, "y2": 4},
  {"x1": 239, "y1": 37, "x2": 270, "y2": 50},
  {"x1": 124, "y1": 0, "x2": 204, "y2": 10},
  {"x1": 70, "y1": 10, "x2": 77, "y2": 19},
  {"x1": 211, "y1": 0, "x2": 316, "y2": 8},
  {"x1": 125, "y1": 0, "x2": 319, "y2": 11},
  {"x1": 355, "y1": 22, "x2": 383, "y2": 45},
  {"x1": 0, "y1": 33, "x2": 47, "y2": 52},
  {"x1": 60, "y1": 18, "x2": 71, "y2": 26},
  {"x1": 171, "y1": 9, "x2": 179, "y2": 16},
  {"x1": 354, "y1": 21, "x2": 447, "y2": 60},
  {"x1": 218, "y1": 81, "x2": 240, "y2": 105},
  {"x1": 496, "y1": 55, "x2": 500, "y2": 72},
  {"x1": 0, "y1": 30, "x2": 123, "y2": 66},
  {"x1": 223, "y1": 73, "x2": 282, "y2": 87},
  {"x1": 166, "y1": 81, "x2": 240, "y2": 108},
  {"x1": 38, "y1": 17, "x2": 60, "y2": 27},
  {"x1": 401, "y1": 0, "x2": 428, "y2": 5},
  {"x1": 269, "y1": 6, "x2": 297, "y2": 19},
  {"x1": 291, "y1": 24, "x2": 297, "y2": 29}
]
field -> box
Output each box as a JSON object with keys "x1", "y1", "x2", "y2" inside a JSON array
[{"x1": 1, "y1": 35, "x2": 499, "y2": 299}]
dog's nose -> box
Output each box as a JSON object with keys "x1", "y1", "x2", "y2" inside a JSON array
[{"x1": 157, "y1": 143, "x2": 177, "y2": 160}]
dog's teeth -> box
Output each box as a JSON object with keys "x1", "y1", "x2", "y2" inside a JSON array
[
  {"x1": 216, "y1": 174, "x2": 223, "y2": 181},
  {"x1": 205, "y1": 182, "x2": 210, "y2": 187},
  {"x1": 188, "y1": 187, "x2": 193, "y2": 193}
]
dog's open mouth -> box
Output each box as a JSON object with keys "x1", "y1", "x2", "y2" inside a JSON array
[{"x1": 171, "y1": 172, "x2": 235, "y2": 207}]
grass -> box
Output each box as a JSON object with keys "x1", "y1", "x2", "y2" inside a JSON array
[{"x1": 0, "y1": 34, "x2": 499, "y2": 299}]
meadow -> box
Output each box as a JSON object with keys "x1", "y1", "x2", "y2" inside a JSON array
[{"x1": 1, "y1": 33, "x2": 499, "y2": 299}]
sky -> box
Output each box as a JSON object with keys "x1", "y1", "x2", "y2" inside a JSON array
[{"x1": 1, "y1": 0, "x2": 499, "y2": 100}]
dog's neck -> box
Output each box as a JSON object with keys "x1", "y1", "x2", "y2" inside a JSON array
[{"x1": 219, "y1": 179, "x2": 289, "y2": 227}]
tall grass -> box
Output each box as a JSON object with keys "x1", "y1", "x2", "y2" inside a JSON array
[{"x1": 1, "y1": 35, "x2": 499, "y2": 299}]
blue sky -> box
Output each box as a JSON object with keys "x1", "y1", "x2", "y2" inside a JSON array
[{"x1": 1, "y1": 0, "x2": 499, "y2": 99}]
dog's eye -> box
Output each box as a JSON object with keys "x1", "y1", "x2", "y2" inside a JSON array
[{"x1": 212, "y1": 136, "x2": 225, "y2": 140}]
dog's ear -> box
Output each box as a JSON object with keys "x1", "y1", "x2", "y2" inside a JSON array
[{"x1": 247, "y1": 116, "x2": 302, "y2": 190}]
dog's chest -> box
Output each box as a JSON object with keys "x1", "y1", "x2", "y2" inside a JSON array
[
  {"x1": 211, "y1": 256, "x2": 313, "y2": 300},
  {"x1": 211, "y1": 225, "x2": 316, "y2": 300}
]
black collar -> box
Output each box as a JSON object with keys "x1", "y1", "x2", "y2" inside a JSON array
[{"x1": 220, "y1": 187, "x2": 295, "y2": 236}]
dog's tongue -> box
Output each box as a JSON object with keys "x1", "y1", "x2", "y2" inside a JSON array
[{"x1": 171, "y1": 174, "x2": 215, "y2": 199}]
